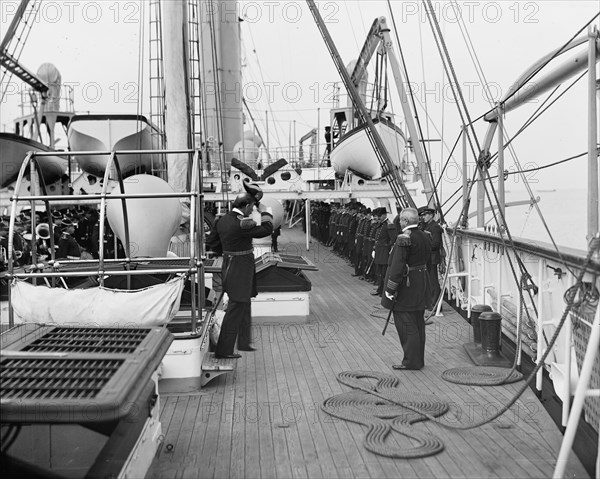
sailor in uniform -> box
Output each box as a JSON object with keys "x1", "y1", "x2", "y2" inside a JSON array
[
  {"x1": 371, "y1": 207, "x2": 392, "y2": 296},
  {"x1": 56, "y1": 218, "x2": 81, "y2": 260},
  {"x1": 418, "y1": 206, "x2": 445, "y2": 310},
  {"x1": 206, "y1": 191, "x2": 273, "y2": 359},
  {"x1": 382, "y1": 208, "x2": 432, "y2": 370}
]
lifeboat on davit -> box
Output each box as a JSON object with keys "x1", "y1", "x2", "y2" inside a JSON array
[
  {"x1": 0, "y1": 133, "x2": 68, "y2": 188},
  {"x1": 330, "y1": 117, "x2": 406, "y2": 179},
  {"x1": 68, "y1": 114, "x2": 161, "y2": 179}
]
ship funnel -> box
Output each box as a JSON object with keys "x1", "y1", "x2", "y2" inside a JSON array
[{"x1": 106, "y1": 175, "x2": 182, "y2": 257}]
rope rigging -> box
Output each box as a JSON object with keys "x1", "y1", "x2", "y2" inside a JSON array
[
  {"x1": 306, "y1": 0, "x2": 415, "y2": 210},
  {"x1": 413, "y1": 3, "x2": 599, "y2": 365},
  {"x1": 202, "y1": 2, "x2": 229, "y2": 205},
  {"x1": 387, "y1": 1, "x2": 444, "y2": 221},
  {"x1": 241, "y1": 24, "x2": 285, "y2": 148},
  {"x1": 420, "y1": 0, "x2": 542, "y2": 332},
  {"x1": 466, "y1": 12, "x2": 599, "y2": 127}
]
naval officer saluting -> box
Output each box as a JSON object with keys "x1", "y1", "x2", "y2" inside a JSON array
[{"x1": 206, "y1": 190, "x2": 273, "y2": 359}]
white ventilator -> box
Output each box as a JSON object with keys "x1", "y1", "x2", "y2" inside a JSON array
[{"x1": 106, "y1": 175, "x2": 182, "y2": 257}]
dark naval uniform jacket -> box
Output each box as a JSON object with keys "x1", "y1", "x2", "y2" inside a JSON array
[
  {"x1": 421, "y1": 220, "x2": 444, "y2": 265},
  {"x1": 373, "y1": 219, "x2": 392, "y2": 265},
  {"x1": 381, "y1": 226, "x2": 432, "y2": 311},
  {"x1": 57, "y1": 232, "x2": 81, "y2": 260},
  {"x1": 207, "y1": 210, "x2": 273, "y2": 302}
]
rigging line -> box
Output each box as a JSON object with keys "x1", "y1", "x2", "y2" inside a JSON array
[
  {"x1": 450, "y1": 0, "x2": 495, "y2": 105},
  {"x1": 436, "y1": 129, "x2": 540, "y2": 332},
  {"x1": 343, "y1": 1, "x2": 361, "y2": 51},
  {"x1": 243, "y1": 22, "x2": 283, "y2": 146},
  {"x1": 387, "y1": 2, "x2": 443, "y2": 217},
  {"x1": 422, "y1": 0, "x2": 565, "y2": 314},
  {"x1": 197, "y1": 8, "x2": 214, "y2": 175},
  {"x1": 480, "y1": 73, "x2": 586, "y2": 276},
  {"x1": 404, "y1": 93, "x2": 467, "y2": 187},
  {"x1": 306, "y1": 1, "x2": 414, "y2": 209},
  {"x1": 135, "y1": 0, "x2": 146, "y2": 148},
  {"x1": 433, "y1": 130, "x2": 462, "y2": 192},
  {"x1": 476, "y1": 72, "x2": 582, "y2": 175},
  {"x1": 423, "y1": 0, "x2": 481, "y2": 161},
  {"x1": 417, "y1": 14, "x2": 433, "y2": 164},
  {"x1": 441, "y1": 150, "x2": 585, "y2": 218},
  {"x1": 482, "y1": 152, "x2": 587, "y2": 179},
  {"x1": 206, "y1": 3, "x2": 229, "y2": 204},
  {"x1": 469, "y1": 12, "x2": 600, "y2": 126},
  {"x1": 440, "y1": 186, "x2": 462, "y2": 212}
]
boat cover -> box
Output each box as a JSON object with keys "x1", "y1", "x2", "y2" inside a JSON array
[{"x1": 10, "y1": 276, "x2": 185, "y2": 326}]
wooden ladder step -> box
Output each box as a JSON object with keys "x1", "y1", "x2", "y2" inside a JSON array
[{"x1": 200, "y1": 352, "x2": 236, "y2": 387}]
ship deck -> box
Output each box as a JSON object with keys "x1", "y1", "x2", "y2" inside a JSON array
[{"x1": 148, "y1": 225, "x2": 588, "y2": 479}]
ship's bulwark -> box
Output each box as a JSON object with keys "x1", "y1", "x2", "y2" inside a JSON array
[{"x1": 147, "y1": 224, "x2": 587, "y2": 479}]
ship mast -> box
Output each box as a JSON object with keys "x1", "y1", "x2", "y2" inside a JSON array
[
  {"x1": 200, "y1": 0, "x2": 243, "y2": 170},
  {"x1": 162, "y1": 0, "x2": 191, "y2": 195}
]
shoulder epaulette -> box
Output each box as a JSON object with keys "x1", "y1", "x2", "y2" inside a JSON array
[{"x1": 395, "y1": 231, "x2": 411, "y2": 247}]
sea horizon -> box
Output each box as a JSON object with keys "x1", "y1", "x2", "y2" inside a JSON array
[{"x1": 460, "y1": 188, "x2": 591, "y2": 252}]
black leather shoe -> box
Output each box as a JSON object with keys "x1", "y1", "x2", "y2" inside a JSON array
[
  {"x1": 392, "y1": 364, "x2": 421, "y2": 370},
  {"x1": 371, "y1": 291, "x2": 381, "y2": 296},
  {"x1": 238, "y1": 346, "x2": 257, "y2": 352},
  {"x1": 215, "y1": 353, "x2": 242, "y2": 359},
  {"x1": 351, "y1": 273, "x2": 360, "y2": 277},
  {"x1": 392, "y1": 364, "x2": 408, "y2": 370}
]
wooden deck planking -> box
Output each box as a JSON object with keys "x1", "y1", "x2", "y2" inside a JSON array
[
  {"x1": 253, "y1": 342, "x2": 278, "y2": 479},
  {"x1": 148, "y1": 225, "x2": 588, "y2": 479}
]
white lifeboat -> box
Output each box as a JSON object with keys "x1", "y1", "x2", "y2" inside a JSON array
[
  {"x1": 0, "y1": 133, "x2": 67, "y2": 188},
  {"x1": 330, "y1": 117, "x2": 406, "y2": 179},
  {"x1": 68, "y1": 114, "x2": 161, "y2": 179}
]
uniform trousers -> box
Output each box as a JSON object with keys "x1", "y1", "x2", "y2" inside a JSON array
[
  {"x1": 428, "y1": 263, "x2": 441, "y2": 307},
  {"x1": 216, "y1": 300, "x2": 252, "y2": 355},
  {"x1": 392, "y1": 310, "x2": 426, "y2": 369},
  {"x1": 375, "y1": 264, "x2": 387, "y2": 294}
]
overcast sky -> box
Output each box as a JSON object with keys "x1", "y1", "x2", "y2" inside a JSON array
[{"x1": 1, "y1": 0, "x2": 598, "y2": 197}]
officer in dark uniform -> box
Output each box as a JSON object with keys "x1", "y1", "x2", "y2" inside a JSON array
[
  {"x1": 382, "y1": 208, "x2": 432, "y2": 370},
  {"x1": 206, "y1": 192, "x2": 273, "y2": 358},
  {"x1": 347, "y1": 206, "x2": 359, "y2": 266},
  {"x1": 371, "y1": 207, "x2": 392, "y2": 296},
  {"x1": 57, "y1": 218, "x2": 81, "y2": 260},
  {"x1": 365, "y1": 212, "x2": 379, "y2": 282},
  {"x1": 418, "y1": 206, "x2": 445, "y2": 310}
]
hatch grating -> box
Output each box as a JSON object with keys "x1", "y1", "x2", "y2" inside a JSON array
[
  {"x1": 21, "y1": 327, "x2": 149, "y2": 354},
  {"x1": 1, "y1": 358, "x2": 124, "y2": 400}
]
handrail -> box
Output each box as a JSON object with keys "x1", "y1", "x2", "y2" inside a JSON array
[{"x1": 451, "y1": 227, "x2": 600, "y2": 274}]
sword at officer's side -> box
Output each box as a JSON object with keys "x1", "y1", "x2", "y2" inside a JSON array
[{"x1": 382, "y1": 293, "x2": 398, "y2": 336}]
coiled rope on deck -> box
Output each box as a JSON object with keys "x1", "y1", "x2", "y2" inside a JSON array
[
  {"x1": 322, "y1": 371, "x2": 448, "y2": 458},
  {"x1": 441, "y1": 366, "x2": 523, "y2": 385}
]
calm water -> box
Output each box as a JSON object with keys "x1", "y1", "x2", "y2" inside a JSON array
[{"x1": 454, "y1": 188, "x2": 591, "y2": 252}]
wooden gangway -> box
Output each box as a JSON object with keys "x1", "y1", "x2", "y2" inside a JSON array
[{"x1": 148, "y1": 225, "x2": 587, "y2": 479}]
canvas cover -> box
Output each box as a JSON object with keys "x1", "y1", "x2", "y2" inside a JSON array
[{"x1": 10, "y1": 276, "x2": 185, "y2": 327}]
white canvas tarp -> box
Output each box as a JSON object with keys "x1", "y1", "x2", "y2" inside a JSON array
[{"x1": 10, "y1": 276, "x2": 185, "y2": 327}]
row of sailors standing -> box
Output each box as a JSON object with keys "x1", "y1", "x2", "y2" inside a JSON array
[
  {"x1": 310, "y1": 202, "x2": 445, "y2": 304},
  {"x1": 310, "y1": 202, "x2": 397, "y2": 296}
]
